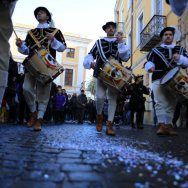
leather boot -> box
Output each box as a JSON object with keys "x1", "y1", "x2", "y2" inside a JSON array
[
  {"x1": 166, "y1": 124, "x2": 178, "y2": 136},
  {"x1": 106, "y1": 121, "x2": 115, "y2": 136},
  {"x1": 156, "y1": 123, "x2": 169, "y2": 135},
  {"x1": 34, "y1": 118, "x2": 43, "y2": 131},
  {"x1": 27, "y1": 111, "x2": 37, "y2": 128},
  {"x1": 157, "y1": 123, "x2": 178, "y2": 136},
  {"x1": 96, "y1": 114, "x2": 103, "y2": 132}
]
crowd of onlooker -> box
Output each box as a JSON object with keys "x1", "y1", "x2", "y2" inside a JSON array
[
  {"x1": 0, "y1": 57, "x2": 188, "y2": 128},
  {"x1": 0, "y1": 57, "x2": 97, "y2": 125}
]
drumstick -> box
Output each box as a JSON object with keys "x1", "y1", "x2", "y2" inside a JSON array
[
  {"x1": 154, "y1": 70, "x2": 164, "y2": 72},
  {"x1": 100, "y1": 36, "x2": 127, "y2": 38},
  {"x1": 13, "y1": 28, "x2": 19, "y2": 39}
]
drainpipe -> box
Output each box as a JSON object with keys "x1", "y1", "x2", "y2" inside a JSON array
[{"x1": 130, "y1": 0, "x2": 134, "y2": 68}]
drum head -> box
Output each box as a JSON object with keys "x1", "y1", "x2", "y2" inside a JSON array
[{"x1": 160, "y1": 67, "x2": 179, "y2": 85}]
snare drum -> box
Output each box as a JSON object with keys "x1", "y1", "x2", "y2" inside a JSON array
[
  {"x1": 98, "y1": 57, "x2": 132, "y2": 91},
  {"x1": 23, "y1": 47, "x2": 64, "y2": 85},
  {"x1": 160, "y1": 67, "x2": 188, "y2": 100}
]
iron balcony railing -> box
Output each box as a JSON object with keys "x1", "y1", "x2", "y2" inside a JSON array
[{"x1": 140, "y1": 15, "x2": 167, "y2": 51}]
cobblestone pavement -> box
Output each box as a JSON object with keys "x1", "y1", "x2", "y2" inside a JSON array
[{"x1": 0, "y1": 123, "x2": 188, "y2": 188}]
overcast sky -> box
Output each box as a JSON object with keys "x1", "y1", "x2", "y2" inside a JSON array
[{"x1": 12, "y1": 0, "x2": 116, "y2": 40}]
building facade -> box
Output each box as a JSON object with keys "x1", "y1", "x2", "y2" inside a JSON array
[
  {"x1": 179, "y1": 8, "x2": 188, "y2": 50},
  {"x1": 10, "y1": 24, "x2": 92, "y2": 95},
  {"x1": 114, "y1": 0, "x2": 179, "y2": 124}
]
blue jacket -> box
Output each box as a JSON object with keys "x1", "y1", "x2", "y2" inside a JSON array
[{"x1": 54, "y1": 94, "x2": 66, "y2": 110}]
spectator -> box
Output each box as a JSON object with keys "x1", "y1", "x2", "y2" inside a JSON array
[
  {"x1": 77, "y1": 90, "x2": 87, "y2": 124},
  {"x1": 53, "y1": 88, "x2": 66, "y2": 124},
  {"x1": 69, "y1": 93, "x2": 78, "y2": 123}
]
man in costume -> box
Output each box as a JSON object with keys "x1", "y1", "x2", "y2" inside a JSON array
[
  {"x1": 16, "y1": 7, "x2": 66, "y2": 131},
  {"x1": 145, "y1": 27, "x2": 188, "y2": 135},
  {"x1": 83, "y1": 21, "x2": 130, "y2": 136},
  {"x1": 0, "y1": 0, "x2": 17, "y2": 108}
]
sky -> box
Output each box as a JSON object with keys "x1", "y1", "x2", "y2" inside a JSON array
[{"x1": 12, "y1": 0, "x2": 117, "y2": 41}]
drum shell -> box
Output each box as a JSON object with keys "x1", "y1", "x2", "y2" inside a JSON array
[
  {"x1": 23, "y1": 47, "x2": 64, "y2": 85},
  {"x1": 98, "y1": 58, "x2": 132, "y2": 91},
  {"x1": 160, "y1": 67, "x2": 188, "y2": 102}
]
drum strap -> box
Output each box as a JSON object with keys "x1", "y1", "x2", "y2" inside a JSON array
[
  {"x1": 153, "y1": 47, "x2": 184, "y2": 68},
  {"x1": 47, "y1": 29, "x2": 59, "y2": 51},
  {"x1": 179, "y1": 47, "x2": 184, "y2": 55},
  {"x1": 96, "y1": 39, "x2": 109, "y2": 64},
  {"x1": 153, "y1": 48, "x2": 170, "y2": 68},
  {"x1": 28, "y1": 28, "x2": 59, "y2": 50},
  {"x1": 28, "y1": 30, "x2": 42, "y2": 48}
]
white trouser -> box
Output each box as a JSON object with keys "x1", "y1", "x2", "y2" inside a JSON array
[
  {"x1": 152, "y1": 80, "x2": 176, "y2": 124},
  {"x1": 23, "y1": 73, "x2": 51, "y2": 119},
  {"x1": 96, "y1": 79, "x2": 118, "y2": 122},
  {"x1": 0, "y1": 2, "x2": 17, "y2": 106}
]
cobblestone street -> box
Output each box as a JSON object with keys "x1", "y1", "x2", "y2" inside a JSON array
[{"x1": 0, "y1": 123, "x2": 188, "y2": 188}]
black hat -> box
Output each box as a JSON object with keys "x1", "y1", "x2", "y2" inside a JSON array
[
  {"x1": 34, "y1": 7, "x2": 51, "y2": 23},
  {"x1": 102, "y1": 21, "x2": 116, "y2": 31},
  {"x1": 81, "y1": 89, "x2": 84, "y2": 92},
  {"x1": 134, "y1": 74, "x2": 143, "y2": 81},
  {"x1": 160, "y1": 27, "x2": 175, "y2": 38}
]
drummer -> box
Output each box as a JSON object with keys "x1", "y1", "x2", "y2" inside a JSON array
[
  {"x1": 145, "y1": 27, "x2": 188, "y2": 136},
  {"x1": 83, "y1": 22, "x2": 130, "y2": 136},
  {"x1": 16, "y1": 7, "x2": 66, "y2": 131}
]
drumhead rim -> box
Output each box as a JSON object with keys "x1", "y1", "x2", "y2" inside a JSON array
[{"x1": 160, "y1": 67, "x2": 180, "y2": 85}]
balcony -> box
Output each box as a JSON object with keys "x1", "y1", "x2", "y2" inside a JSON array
[{"x1": 140, "y1": 15, "x2": 167, "y2": 51}]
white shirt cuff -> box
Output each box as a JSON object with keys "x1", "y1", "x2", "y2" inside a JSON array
[
  {"x1": 51, "y1": 38, "x2": 66, "y2": 52},
  {"x1": 145, "y1": 61, "x2": 155, "y2": 72},
  {"x1": 83, "y1": 54, "x2": 94, "y2": 69},
  {"x1": 18, "y1": 42, "x2": 29, "y2": 55},
  {"x1": 176, "y1": 55, "x2": 188, "y2": 67},
  {"x1": 118, "y1": 43, "x2": 130, "y2": 61}
]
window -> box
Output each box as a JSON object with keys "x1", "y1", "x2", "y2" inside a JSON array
[
  {"x1": 128, "y1": 0, "x2": 132, "y2": 10},
  {"x1": 128, "y1": 32, "x2": 132, "y2": 53},
  {"x1": 137, "y1": 12, "x2": 143, "y2": 46},
  {"x1": 154, "y1": 0, "x2": 162, "y2": 15},
  {"x1": 64, "y1": 69, "x2": 73, "y2": 86},
  {"x1": 66, "y1": 48, "x2": 75, "y2": 58},
  {"x1": 153, "y1": 0, "x2": 163, "y2": 34}
]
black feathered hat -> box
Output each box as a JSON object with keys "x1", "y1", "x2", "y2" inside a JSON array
[
  {"x1": 160, "y1": 27, "x2": 175, "y2": 38},
  {"x1": 102, "y1": 21, "x2": 116, "y2": 31},
  {"x1": 34, "y1": 7, "x2": 51, "y2": 23}
]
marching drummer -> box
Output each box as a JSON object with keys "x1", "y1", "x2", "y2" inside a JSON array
[
  {"x1": 83, "y1": 21, "x2": 130, "y2": 136},
  {"x1": 15, "y1": 7, "x2": 66, "y2": 131},
  {"x1": 145, "y1": 27, "x2": 188, "y2": 136}
]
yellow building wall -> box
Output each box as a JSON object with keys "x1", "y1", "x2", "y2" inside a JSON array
[
  {"x1": 115, "y1": 0, "x2": 179, "y2": 124},
  {"x1": 61, "y1": 43, "x2": 88, "y2": 92},
  {"x1": 121, "y1": 0, "x2": 179, "y2": 76}
]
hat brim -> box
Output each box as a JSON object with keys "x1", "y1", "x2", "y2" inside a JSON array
[
  {"x1": 160, "y1": 27, "x2": 175, "y2": 38},
  {"x1": 102, "y1": 22, "x2": 116, "y2": 31},
  {"x1": 34, "y1": 7, "x2": 51, "y2": 23}
]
